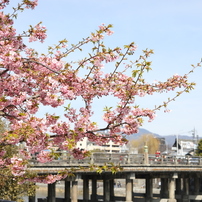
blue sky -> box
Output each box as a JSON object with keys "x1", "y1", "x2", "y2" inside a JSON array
[{"x1": 4, "y1": 1, "x2": 202, "y2": 138}]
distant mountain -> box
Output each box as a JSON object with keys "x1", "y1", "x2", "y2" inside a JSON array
[
  {"x1": 126, "y1": 128, "x2": 160, "y2": 140},
  {"x1": 126, "y1": 128, "x2": 198, "y2": 146}
]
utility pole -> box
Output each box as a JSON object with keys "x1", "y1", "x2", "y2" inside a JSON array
[
  {"x1": 176, "y1": 133, "x2": 179, "y2": 155},
  {"x1": 192, "y1": 128, "x2": 197, "y2": 153},
  {"x1": 192, "y1": 128, "x2": 195, "y2": 141}
]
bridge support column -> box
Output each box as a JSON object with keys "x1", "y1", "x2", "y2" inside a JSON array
[
  {"x1": 160, "y1": 178, "x2": 169, "y2": 198},
  {"x1": 72, "y1": 180, "x2": 78, "y2": 202},
  {"x1": 110, "y1": 179, "x2": 115, "y2": 201},
  {"x1": 91, "y1": 176, "x2": 97, "y2": 201},
  {"x1": 175, "y1": 178, "x2": 182, "y2": 194},
  {"x1": 29, "y1": 195, "x2": 35, "y2": 202},
  {"x1": 194, "y1": 176, "x2": 200, "y2": 202},
  {"x1": 194, "y1": 176, "x2": 200, "y2": 193},
  {"x1": 175, "y1": 178, "x2": 182, "y2": 202},
  {"x1": 182, "y1": 176, "x2": 190, "y2": 202},
  {"x1": 104, "y1": 177, "x2": 110, "y2": 202},
  {"x1": 83, "y1": 176, "x2": 89, "y2": 201},
  {"x1": 64, "y1": 181, "x2": 71, "y2": 202},
  {"x1": 125, "y1": 179, "x2": 133, "y2": 202},
  {"x1": 47, "y1": 183, "x2": 56, "y2": 202},
  {"x1": 168, "y1": 177, "x2": 176, "y2": 202},
  {"x1": 145, "y1": 176, "x2": 153, "y2": 202}
]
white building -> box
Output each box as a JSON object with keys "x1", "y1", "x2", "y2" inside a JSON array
[
  {"x1": 76, "y1": 137, "x2": 128, "y2": 153},
  {"x1": 171, "y1": 138, "x2": 197, "y2": 156}
]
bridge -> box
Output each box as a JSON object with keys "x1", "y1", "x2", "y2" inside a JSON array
[{"x1": 29, "y1": 152, "x2": 202, "y2": 202}]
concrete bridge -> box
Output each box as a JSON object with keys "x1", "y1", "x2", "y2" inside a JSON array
[{"x1": 29, "y1": 153, "x2": 202, "y2": 202}]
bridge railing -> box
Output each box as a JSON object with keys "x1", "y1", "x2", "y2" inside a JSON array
[
  {"x1": 31, "y1": 152, "x2": 144, "y2": 165},
  {"x1": 148, "y1": 155, "x2": 202, "y2": 165},
  {"x1": 30, "y1": 152, "x2": 202, "y2": 166}
]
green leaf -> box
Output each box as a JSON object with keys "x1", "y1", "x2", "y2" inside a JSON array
[{"x1": 132, "y1": 70, "x2": 139, "y2": 78}]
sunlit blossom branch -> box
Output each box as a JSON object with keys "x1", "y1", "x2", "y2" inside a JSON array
[
  {"x1": 153, "y1": 84, "x2": 195, "y2": 112},
  {"x1": 0, "y1": 111, "x2": 20, "y2": 120},
  {"x1": 108, "y1": 46, "x2": 131, "y2": 81},
  {"x1": 22, "y1": 59, "x2": 60, "y2": 74},
  {"x1": 63, "y1": 37, "x2": 91, "y2": 56},
  {"x1": 96, "y1": 40, "x2": 101, "y2": 54},
  {"x1": 85, "y1": 130, "x2": 125, "y2": 140},
  {"x1": 75, "y1": 45, "x2": 121, "y2": 74},
  {"x1": 121, "y1": 49, "x2": 154, "y2": 74},
  {"x1": 75, "y1": 54, "x2": 98, "y2": 73},
  {"x1": 0, "y1": 105, "x2": 21, "y2": 120},
  {"x1": 86, "y1": 121, "x2": 128, "y2": 134}
]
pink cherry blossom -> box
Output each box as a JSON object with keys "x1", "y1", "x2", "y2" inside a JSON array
[
  {"x1": 10, "y1": 157, "x2": 27, "y2": 176},
  {"x1": 37, "y1": 150, "x2": 53, "y2": 163}
]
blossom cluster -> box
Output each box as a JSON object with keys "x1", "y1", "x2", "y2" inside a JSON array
[
  {"x1": 37, "y1": 150, "x2": 53, "y2": 163},
  {"x1": 10, "y1": 157, "x2": 27, "y2": 176},
  {"x1": 28, "y1": 23, "x2": 47, "y2": 43}
]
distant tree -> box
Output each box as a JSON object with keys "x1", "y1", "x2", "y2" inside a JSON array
[
  {"x1": 195, "y1": 139, "x2": 202, "y2": 156},
  {"x1": 129, "y1": 134, "x2": 160, "y2": 154}
]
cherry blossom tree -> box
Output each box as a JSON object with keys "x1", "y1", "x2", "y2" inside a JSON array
[
  {"x1": 0, "y1": 0, "x2": 201, "y2": 183},
  {"x1": 0, "y1": 119, "x2": 36, "y2": 201}
]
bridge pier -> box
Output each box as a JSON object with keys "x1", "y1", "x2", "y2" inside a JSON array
[
  {"x1": 110, "y1": 179, "x2": 115, "y2": 201},
  {"x1": 29, "y1": 195, "x2": 36, "y2": 202},
  {"x1": 91, "y1": 176, "x2": 97, "y2": 201},
  {"x1": 103, "y1": 177, "x2": 110, "y2": 201},
  {"x1": 64, "y1": 181, "x2": 71, "y2": 202},
  {"x1": 168, "y1": 176, "x2": 176, "y2": 202},
  {"x1": 145, "y1": 175, "x2": 153, "y2": 202},
  {"x1": 47, "y1": 183, "x2": 56, "y2": 202},
  {"x1": 83, "y1": 176, "x2": 89, "y2": 201},
  {"x1": 193, "y1": 175, "x2": 200, "y2": 202},
  {"x1": 160, "y1": 178, "x2": 169, "y2": 198},
  {"x1": 175, "y1": 178, "x2": 181, "y2": 194},
  {"x1": 126, "y1": 178, "x2": 133, "y2": 202},
  {"x1": 182, "y1": 175, "x2": 190, "y2": 202},
  {"x1": 175, "y1": 177, "x2": 182, "y2": 202},
  {"x1": 72, "y1": 180, "x2": 78, "y2": 202}
]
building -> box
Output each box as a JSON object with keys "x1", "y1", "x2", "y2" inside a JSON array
[
  {"x1": 158, "y1": 137, "x2": 167, "y2": 153},
  {"x1": 76, "y1": 137, "x2": 128, "y2": 153},
  {"x1": 171, "y1": 138, "x2": 197, "y2": 156}
]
